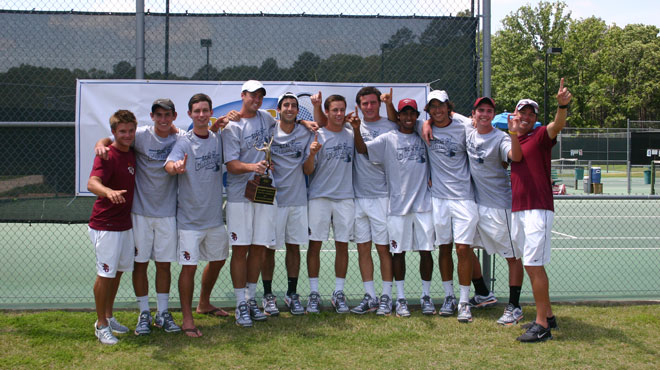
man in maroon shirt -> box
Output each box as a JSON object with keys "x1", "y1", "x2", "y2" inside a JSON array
[
  {"x1": 510, "y1": 78, "x2": 572, "y2": 343},
  {"x1": 87, "y1": 110, "x2": 137, "y2": 345}
]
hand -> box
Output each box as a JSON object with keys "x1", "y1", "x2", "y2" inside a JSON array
[
  {"x1": 210, "y1": 116, "x2": 229, "y2": 132},
  {"x1": 380, "y1": 87, "x2": 393, "y2": 105},
  {"x1": 253, "y1": 160, "x2": 269, "y2": 175},
  {"x1": 168, "y1": 124, "x2": 179, "y2": 135},
  {"x1": 310, "y1": 91, "x2": 322, "y2": 107},
  {"x1": 310, "y1": 132, "x2": 322, "y2": 155},
  {"x1": 507, "y1": 112, "x2": 521, "y2": 134},
  {"x1": 105, "y1": 189, "x2": 127, "y2": 204},
  {"x1": 556, "y1": 77, "x2": 572, "y2": 106},
  {"x1": 422, "y1": 119, "x2": 433, "y2": 145},
  {"x1": 173, "y1": 154, "x2": 188, "y2": 174},
  {"x1": 94, "y1": 145, "x2": 110, "y2": 160},
  {"x1": 300, "y1": 119, "x2": 319, "y2": 132},
  {"x1": 346, "y1": 106, "x2": 361, "y2": 130},
  {"x1": 226, "y1": 110, "x2": 242, "y2": 122}
]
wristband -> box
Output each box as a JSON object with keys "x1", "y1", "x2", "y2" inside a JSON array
[
  {"x1": 558, "y1": 104, "x2": 569, "y2": 109},
  {"x1": 508, "y1": 130, "x2": 518, "y2": 136}
]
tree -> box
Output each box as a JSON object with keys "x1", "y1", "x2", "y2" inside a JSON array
[
  {"x1": 491, "y1": 1, "x2": 571, "y2": 118},
  {"x1": 386, "y1": 27, "x2": 417, "y2": 49}
]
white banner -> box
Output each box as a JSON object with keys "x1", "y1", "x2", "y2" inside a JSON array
[{"x1": 75, "y1": 79, "x2": 430, "y2": 195}]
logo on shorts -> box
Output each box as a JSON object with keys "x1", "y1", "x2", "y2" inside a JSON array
[
  {"x1": 230, "y1": 232, "x2": 237, "y2": 241},
  {"x1": 134, "y1": 247, "x2": 138, "y2": 257},
  {"x1": 183, "y1": 251, "x2": 191, "y2": 261},
  {"x1": 390, "y1": 240, "x2": 398, "y2": 249},
  {"x1": 102, "y1": 263, "x2": 109, "y2": 273}
]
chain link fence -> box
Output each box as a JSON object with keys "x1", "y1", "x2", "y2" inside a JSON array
[{"x1": 2, "y1": 1, "x2": 658, "y2": 309}]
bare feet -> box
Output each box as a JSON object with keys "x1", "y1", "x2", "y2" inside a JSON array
[
  {"x1": 182, "y1": 326, "x2": 202, "y2": 338},
  {"x1": 196, "y1": 306, "x2": 229, "y2": 317}
]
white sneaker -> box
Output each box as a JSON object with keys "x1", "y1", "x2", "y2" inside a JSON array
[
  {"x1": 107, "y1": 316, "x2": 129, "y2": 334},
  {"x1": 457, "y1": 303, "x2": 473, "y2": 323},
  {"x1": 95, "y1": 321, "x2": 119, "y2": 345}
]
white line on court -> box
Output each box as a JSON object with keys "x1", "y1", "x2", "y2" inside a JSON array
[
  {"x1": 556, "y1": 216, "x2": 660, "y2": 218},
  {"x1": 553, "y1": 236, "x2": 660, "y2": 240},
  {"x1": 552, "y1": 231, "x2": 578, "y2": 239},
  {"x1": 553, "y1": 247, "x2": 660, "y2": 250}
]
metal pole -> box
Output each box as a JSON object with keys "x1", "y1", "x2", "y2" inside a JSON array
[
  {"x1": 135, "y1": 0, "x2": 145, "y2": 79},
  {"x1": 206, "y1": 47, "x2": 210, "y2": 80},
  {"x1": 164, "y1": 0, "x2": 170, "y2": 79},
  {"x1": 544, "y1": 53, "x2": 548, "y2": 125},
  {"x1": 482, "y1": 0, "x2": 492, "y2": 290},
  {"x1": 627, "y1": 160, "x2": 631, "y2": 194}
]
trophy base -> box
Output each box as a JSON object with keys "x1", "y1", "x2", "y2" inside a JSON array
[{"x1": 245, "y1": 176, "x2": 276, "y2": 205}]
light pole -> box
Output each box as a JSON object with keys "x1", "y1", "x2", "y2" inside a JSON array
[
  {"x1": 544, "y1": 47, "x2": 562, "y2": 124},
  {"x1": 380, "y1": 43, "x2": 391, "y2": 82},
  {"x1": 200, "y1": 39, "x2": 212, "y2": 80}
]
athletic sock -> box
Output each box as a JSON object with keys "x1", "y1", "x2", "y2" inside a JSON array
[
  {"x1": 395, "y1": 280, "x2": 406, "y2": 300},
  {"x1": 136, "y1": 295, "x2": 150, "y2": 313},
  {"x1": 335, "y1": 277, "x2": 345, "y2": 293},
  {"x1": 459, "y1": 285, "x2": 470, "y2": 304},
  {"x1": 287, "y1": 277, "x2": 298, "y2": 296},
  {"x1": 472, "y1": 276, "x2": 490, "y2": 296},
  {"x1": 156, "y1": 293, "x2": 169, "y2": 314},
  {"x1": 235, "y1": 287, "x2": 246, "y2": 305},
  {"x1": 364, "y1": 280, "x2": 377, "y2": 300},
  {"x1": 247, "y1": 282, "x2": 257, "y2": 301},
  {"x1": 509, "y1": 285, "x2": 522, "y2": 308},
  {"x1": 263, "y1": 280, "x2": 272, "y2": 296},
  {"x1": 382, "y1": 281, "x2": 393, "y2": 298},
  {"x1": 442, "y1": 280, "x2": 455, "y2": 297},
  {"x1": 421, "y1": 280, "x2": 431, "y2": 298},
  {"x1": 309, "y1": 277, "x2": 319, "y2": 293}
]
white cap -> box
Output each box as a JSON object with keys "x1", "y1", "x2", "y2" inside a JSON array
[
  {"x1": 516, "y1": 98, "x2": 539, "y2": 114},
  {"x1": 277, "y1": 92, "x2": 298, "y2": 107},
  {"x1": 241, "y1": 80, "x2": 266, "y2": 95},
  {"x1": 427, "y1": 90, "x2": 449, "y2": 104}
]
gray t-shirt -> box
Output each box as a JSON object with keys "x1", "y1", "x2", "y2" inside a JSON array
[
  {"x1": 466, "y1": 126, "x2": 512, "y2": 209},
  {"x1": 419, "y1": 114, "x2": 475, "y2": 200},
  {"x1": 166, "y1": 130, "x2": 223, "y2": 230},
  {"x1": 222, "y1": 110, "x2": 277, "y2": 202},
  {"x1": 270, "y1": 123, "x2": 314, "y2": 207},
  {"x1": 353, "y1": 117, "x2": 397, "y2": 198},
  {"x1": 308, "y1": 125, "x2": 355, "y2": 200},
  {"x1": 366, "y1": 130, "x2": 431, "y2": 216}
]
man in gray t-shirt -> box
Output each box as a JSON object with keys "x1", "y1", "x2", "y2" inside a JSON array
[
  {"x1": 221, "y1": 80, "x2": 277, "y2": 326},
  {"x1": 466, "y1": 97, "x2": 524, "y2": 326},
  {"x1": 304, "y1": 94, "x2": 356, "y2": 314},
  {"x1": 94, "y1": 98, "x2": 184, "y2": 335},
  {"x1": 259, "y1": 92, "x2": 314, "y2": 316},
  {"x1": 165, "y1": 93, "x2": 229, "y2": 338}
]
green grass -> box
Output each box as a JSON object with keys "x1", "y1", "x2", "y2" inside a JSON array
[{"x1": 1, "y1": 304, "x2": 659, "y2": 368}]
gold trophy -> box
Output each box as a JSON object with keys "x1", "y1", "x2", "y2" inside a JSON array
[{"x1": 244, "y1": 136, "x2": 277, "y2": 204}]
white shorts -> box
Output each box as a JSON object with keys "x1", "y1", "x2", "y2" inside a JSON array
[
  {"x1": 226, "y1": 201, "x2": 277, "y2": 247},
  {"x1": 511, "y1": 209, "x2": 554, "y2": 266},
  {"x1": 273, "y1": 205, "x2": 308, "y2": 250},
  {"x1": 131, "y1": 213, "x2": 177, "y2": 263},
  {"x1": 89, "y1": 227, "x2": 134, "y2": 278},
  {"x1": 178, "y1": 225, "x2": 229, "y2": 265},
  {"x1": 473, "y1": 206, "x2": 520, "y2": 259},
  {"x1": 308, "y1": 198, "x2": 354, "y2": 243},
  {"x1": 387, "y1": 212, "x2": 434, "y2": 254},
  {"x1": 432, "y1": 197, "x2": 479, "y2": 245},
  {"x1": 354, "y1": 197, "x2": 389, "y2": 245}
]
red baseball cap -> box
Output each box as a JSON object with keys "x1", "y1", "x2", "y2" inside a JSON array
[
  {"x1": 473, "y1": 96, "x2": 495, "y2": 109},
  {"x1": 397, "y1": 98, "x2": 419, "y2": 112}
]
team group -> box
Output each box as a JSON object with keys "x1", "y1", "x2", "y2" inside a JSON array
[{"x1": 87, "y1": 78, "x2": 572, "y2": 345}]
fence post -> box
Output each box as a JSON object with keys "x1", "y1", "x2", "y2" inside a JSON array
[
  {"x1": 135, "y1": 0, "x2": 145, "y2": 79},
  {"x1": 627, "y1": 161, "x2": 631, "y2": 194}
]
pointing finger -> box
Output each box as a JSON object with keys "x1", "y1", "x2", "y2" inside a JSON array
[
  {"x1": 389, "y1": 87, "x2": 393, "y2": 96},
  {"x1": 183, "y1": 153, "x2": 188, "y2": 166},
  {"x1": 559, "y1": 77, "x2": 564, "y2": 91}
]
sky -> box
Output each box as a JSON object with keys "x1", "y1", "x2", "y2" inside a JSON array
[{"x1": 490, "y1": 0, "x2": 660, "y2": 32}]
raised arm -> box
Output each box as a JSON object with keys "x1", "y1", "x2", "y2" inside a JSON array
[
  {"x1": 546, "y1": 78, "x2": 572, "y2": 140},
  {"x1": 311, "y1": 91, "x2": 328, "y2": 128},
  {"x1": 507, "y1": 113, "x2": 523, "y2": 162},
  {"x1": 347, "y1": 106, "x2": 367, "y2": 154},
  {"x1": 381, "y1": 88, "x2": 398, "y2": 123},
  {"x1": 303, "y1": 132, "x2": 322, "y2": 175}
]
